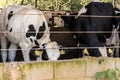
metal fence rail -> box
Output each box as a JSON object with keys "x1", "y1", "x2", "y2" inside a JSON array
[{"x1": 0, "y1": 11, "x2": 119, "y2": 50}]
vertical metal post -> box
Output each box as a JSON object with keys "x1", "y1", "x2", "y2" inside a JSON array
[
  {"x1": 112, "y1": 0, "x2": 115, "y2": 7},
  {"x1": 34, "y1": 0, "x2": 37, "y2": 8},
  {"x1": 51, "y1": 13, "x2": 54, "y2": 28}
]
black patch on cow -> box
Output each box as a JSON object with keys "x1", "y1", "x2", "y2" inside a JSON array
[
  {"x1": 29, "y1": 45, "x2": 48, "y2": 61},
  {"x1": 6, "y1": 24, "x2": 8, "y2": 30},
  {"x1": 26, "y1": 24, "x2": 36, "y2": 38},
  {"x1": 36, "y1": 22, "x2": 46, "y2": 39},
  {"x1": 30, "y1": 38, "x2": 33, "y2": 43},
  {"x1": 9, "y1": 28, "x2": 12, "y2": 32},
  {"x1": 42, "y1": 43, "x2": 46, "y2": 48},
  {"x1": 8, "y1": 11, "x2": 13, "y2": 20},
  {"x1": 42, "y1": 51, "x2": 48, "y2": 60},
  {"x1": 29, "y1": 46, "x2": 40, "y2": 58},
  {"x1": 34, "y1": 40, "x2": 39, "y2": 45},
  {"x1": 49, "y1": 18, "x2": 52, "y2": 21}
]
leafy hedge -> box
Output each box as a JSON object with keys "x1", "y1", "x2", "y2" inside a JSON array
[
  {"x1": 0, "y1": 0, "x2": 114, "y2": 11},
  {"x1": 95, "y1": 68, "x2": 120, "y2": 80}
]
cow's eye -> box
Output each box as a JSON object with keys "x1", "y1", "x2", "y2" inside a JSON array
[{"x1": 42, "y1": 44, "x2": 46, "y2": 49}]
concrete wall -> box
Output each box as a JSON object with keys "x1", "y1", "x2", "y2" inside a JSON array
[{"x1": 0, "y1": 57, "x2": 120, "y2": 80}]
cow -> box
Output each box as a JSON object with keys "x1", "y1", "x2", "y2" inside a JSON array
[
  {"x1": 41, "y1": 27, "x2": 83, "y2": 60},
  {"x1": 0, "y1": 5, "x2": 60, "y2": 62},
  {"x1": 77, "y1": 0, "x2": 100, "y2": 17},
  {"x1": 61, "y1": 2, "x2": 116, "y2": 57},
  {"x1": 111, "y1": 8, "x2": 120, "y2": 57}
]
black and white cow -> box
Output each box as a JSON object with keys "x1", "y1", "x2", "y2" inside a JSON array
[
  {"x1": 0, "y1": 5, "x2": 60, "y2": 62},
  {"x1": 61, "y1": 2, "x2": 116, "y2": 57},
  {"x1": 41, "y1": 27, "x2": 83, "y2": 60}
]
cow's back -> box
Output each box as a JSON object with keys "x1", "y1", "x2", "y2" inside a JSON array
[
  {"x1": 85, "y1": 2, "x2": 116, "y2": 39},
  {"x1": 2, "y1": 5, "x2": 49, "y2": 44}
]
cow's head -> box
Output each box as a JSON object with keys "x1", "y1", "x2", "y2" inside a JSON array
[
  {"x1": 30, "y1": 41, "x2": 60, "y2": 61},
  {"x1": 44, "y1": 41, "x2": 60, "y2": 60}
]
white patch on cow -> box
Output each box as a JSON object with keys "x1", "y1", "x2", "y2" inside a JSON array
[
  {"x1": 45, "y1": 41, "x2": 60, "y2": 61},
  {"x1": 8, "y1": 44, "x2": 17, "y2": 61},
  {"x1": 77, "y1": 7, "x2": 87, "y2": 17},
  {"x1": 0, "y1": 36, "x2": 7, "y2": 62},
  {"x1": 98, "y1": 47, "x2": 107, "y2": 57},
  {"x1": 77, "y1": 0, "x2": 100, "y2": 17},
  {"x1": 66, "y1": 12, "x2": 70, "y2": 16},
  {"x1": 92, "y1": 0, "x2": 100, "y2": 2},
  {"x1": 54, "y1": 17, "x2": 64, "y2": 27},
  {"x1": 106, "y1": 26, "x2": 119, "y2": 46},
  {"x1": 106, "y1": 26, "x2": 120, "y2": 57}
]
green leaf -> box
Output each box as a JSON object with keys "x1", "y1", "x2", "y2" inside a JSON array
[
  {"x1": 95, "y1": 71, "x2": 107, "y2": 80},
  {"x1": 107, "y1": 69, "x2": 116, "y2": 80}
]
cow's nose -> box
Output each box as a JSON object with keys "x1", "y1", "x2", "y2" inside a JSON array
[
  {"x1": 49, "y1": 55, "x2": 58, "y2": 61},
  {"x1": 50, "y1": 58, "x2": 58, "y2": 61}
]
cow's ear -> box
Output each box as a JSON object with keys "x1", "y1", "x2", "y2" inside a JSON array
[
  {"x1": 74, "y1": 16, "x2": 78, "y2": 19},
  {"x1": 58, "y1": 45, "x2": 65, "y2": 55},
  {"x1": 34, "y1": 50, "x2": 42, "y2": 56},
  {"x1": 108, "y1": 48, "x2": 113, "y2": 54},
  {"x1": 60, "y1": 50, "x2": 65, "y2": 55},
  {"x1": 83, "y1": 48, "x2": 89, "y2": 55}
]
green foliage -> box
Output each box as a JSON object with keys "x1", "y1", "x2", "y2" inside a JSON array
[
  {"x1": 0, "y1": 0, "x2": 34, "y2": 8},
  {"x1": 115, "y1": 0, "x2": 120, "y2": 10},
  {"x1": 80, "y1": 0, "x2": 91, "y2": 6},
  {"x1": 70, "y1": 0, "x2": 82, "y2": 11},
  {"x1": 101, "y1": 0, "x2": 113, "y2": 3},
  {"x1": 95, "y1": 68, "x2": 120, "y2": 80},
  {"x1": 22, "y1": 0, "x2": 34, "y2": 5},
  {"x1": 0, "y1": 0, "x2": 114, "y2": 11}
]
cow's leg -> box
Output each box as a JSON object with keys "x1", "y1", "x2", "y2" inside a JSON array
[
  {"x1": 1, "y1": 36, "x2": 7, "y2": 62},
  {"x1": 19, "y1": 42, "x2": 30, "y2": 62},
  {"x1": 22, "y1": 50, "x2": 30, "y2": 62},
  {"x1": 98, "y1": 47, "x2": 107, "y2": 57},
  {"x1": 8, "y1": 43, "x2": 17, "y2": 62}
]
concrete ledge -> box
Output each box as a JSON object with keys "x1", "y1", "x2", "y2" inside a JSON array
[
  {"x1": 0, "y1": 57, "x2": 119, "y2": 80},
  {"x1": 86, "y1": 57, "x2": 115, "y2": 77},
  {"x1": 116, "y1": 58, "x2": 120, "y2": 70},
  {"x1": 3, "y1": 62, "x2": 53, "y2": 80},
  {"x1": 54, "y1": 59, "x2": 85, "y2": 79}
]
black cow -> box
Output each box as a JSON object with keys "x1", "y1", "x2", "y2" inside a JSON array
[{"x1": 61, "y1": 2, "x2": 116, "y2": 57}]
